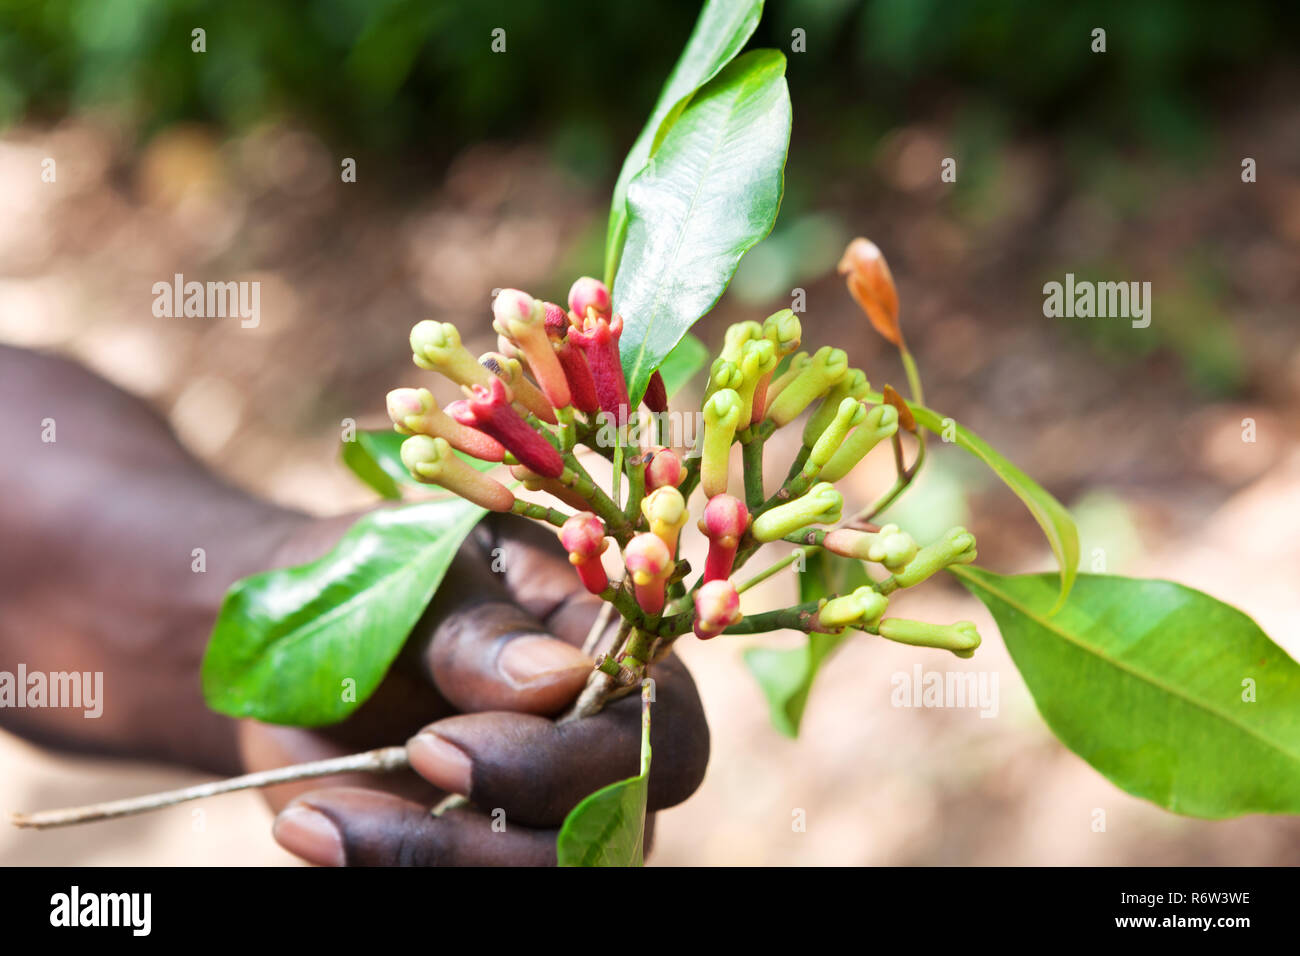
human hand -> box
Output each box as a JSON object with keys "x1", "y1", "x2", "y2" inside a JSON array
[{"x1": 252, "y1": 513, "x2": 710, "y2": 866}]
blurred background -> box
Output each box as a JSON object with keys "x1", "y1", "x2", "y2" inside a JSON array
[{"x1": 2, "y1": 0, "x2": 1299, "y2": 865}]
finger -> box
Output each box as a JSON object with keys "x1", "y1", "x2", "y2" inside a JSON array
[
  {"x1": 272, "y1": 788, "x2": 558, "y2": 866},
  {"x1": 407, "y1": 654, "x2": 710, "y2": 828},
  {"x1": 417, "y1": 539, "x2": 594, "y2": 716},
  {"x1": 473, "y1": 512, "x2": 607, "y2": 644}
]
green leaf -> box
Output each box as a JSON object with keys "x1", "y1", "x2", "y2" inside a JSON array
[
  {"x1": 656, "y1": 332, "x2": 710, "y2": 397},
  {"x1": 341, "y1": 429, "x2": 410, "y2": 499},
  {"x1": 604, "y1": 0, "x2": 764, "y2": 285},
  {"x1": 872, "y1": 394, "x2": 1079, "y2": 612},
  {"x1": 341, "y1": 429, "x2": 499, "y2": 499},
  {"x1": 955, "y1": 566, "x2": 1300, "y2": 818},
  {"x1": 614, "y1": 49, "x2": 791, "y2": 407},
  {"x1": 743, "y1": 551, "x2": 870, "y2": 737},
  {"x1": 202, "y1": 498, "x2": 486, "y2": 726},
  {"x1": 557, "y1": 686, "x2": 653, "y2": 866}
]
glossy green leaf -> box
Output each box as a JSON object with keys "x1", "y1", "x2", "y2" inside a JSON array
[
  {"x1": 614, "y1": 49, "x2": 791, "y2": 407},
  {"x1": 341, "y1": 428, "x2": 499, "y2": 499},
  {"x1": 869, "y1": 393, "x2": 1079, "y2": 612},
  {"x1": 955, "y1": 566, "x2": 1300, "y2": 818},
  {"x1": 557, "y1": 685, "x2": 653, "y2": 866},
  {"x1": 202, "y1": 498, "x2": 486, "y2": 726},
  {"x1": 744, "y1": 551, "x2": 871, "y2": 737},
  {"x1": 656, "y1": 332, "x2": 710, "y2": 397},
  {"x1": 604, "y1": 0, "x2": 764, "y2": 285},
  {"x1": 341, "y1": 429, "x2": 410, "y2": 499}
]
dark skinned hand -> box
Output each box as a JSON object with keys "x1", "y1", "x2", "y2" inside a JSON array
[{"x1": 0, "y1": 346, "x2": 710, "y2": 865}]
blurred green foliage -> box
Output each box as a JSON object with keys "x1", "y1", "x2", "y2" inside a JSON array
[
  {"x1": 2, "y1": 0, "x2": 1294, "y2": 166},
  {"x1": 2, "y1": 0, "x2": 1283, "y2": 401}
]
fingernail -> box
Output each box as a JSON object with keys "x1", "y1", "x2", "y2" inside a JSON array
[
  {"x1": 498, "y1": 633, "x2": 592, "y2": 688},
  {"x1": 408, "y1": 732, "x2": 473, "y2": 796},
  {"x1": 273, "y1": 805, "x2": 345, "y2": 867}
]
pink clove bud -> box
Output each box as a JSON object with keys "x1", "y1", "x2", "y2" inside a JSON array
[
  {"x1": 697, "y1": 494, "x2": 750, "y2": 582},
  {"x1": 644, "y1": 446, "x2": 685, "y2": 491},
  {"x1": 693, "y1": 579, "x2": 743, "y2": 640},
  {"x1": 623, "y1": 532, "x2": 673, "y2": 616},
  {"x1": 543, "y1": 302, "x2": 601, "y2": 414},
  {"x1": 386, "y1": 387, "x2": 506, "y2": 462},
  {"x1": 560, "y1": 512, "x2": 610, "y2": 595},
  {"x1": 568, "y1": 312, "x2": 630, "y2": 427},
  {"x1": 492, "y1": 289, "x2": 571, "y2": 412},
  {"x1": 567, "y1": 276, "x2": 612, "y2": 320},
  {"x1": 450, "y1": 376, "x2": 564, "y2": 478}
]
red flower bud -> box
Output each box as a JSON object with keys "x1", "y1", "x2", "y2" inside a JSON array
[
  {"x1": 544, "y1": 302, "x2": 600, "y2": 414},
  {"x1": 693, "y1": 579, "x2": 743, "y2": 640},
  {"x1": 386, "y1": 387, "x2": 505, "y2": 462},
  {"x1": 567, "y1": 276, "x2": 611, "y2": 320},
  {"x1": 644, "y1": 446, "x2": 685, "y2": 491},
  {"x1": 560, "y1": 512, "x2": 609, "y2": 595},
  {"x1": 697, "y1": 494, "x2": 749, "y2": 583},
  {"x1": 479, "y1": 351, "x2": 556, "y2": 424},
  {"x1": 568, "y1": 312, "x2": 630, "y2": 426},
  {"x1": 450, "y1": 376, "x2": 564, "y2": 478},
  {"x1": 492, "y1": 288, "x2": 571, "y2": 411},
  {"x1": 643, "y1": 370, "x2": 668, "y2": 414},
  {"x1": 623, "y1": 532, "x2": 673, "y2": 616}
]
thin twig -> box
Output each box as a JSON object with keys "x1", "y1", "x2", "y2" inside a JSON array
[
  {"x1": 10, "y1": 746, "x2": 410, "y2": 830},
  {"x1": 581, "y1": 598, "x2": 616, "y2": 657},
  {"x1": 431, "y1": 794, "x2": 469, "y2": 817}
]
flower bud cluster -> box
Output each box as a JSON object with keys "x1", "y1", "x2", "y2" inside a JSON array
[{"x1": 384, "y1": 243, "x2": 980, "y2": 675}]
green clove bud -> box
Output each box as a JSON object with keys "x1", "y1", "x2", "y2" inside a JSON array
[
  {"x1": 817, "y1": 404, "x2": 900, "y2": 483},
  {"x1": 808, "y1": 397, "x2": 868, "y2": 468},
  {"x1": 720, "y1": 320, "x2": 764, "y2": 363},
  {"x1": 733, "y1": 338, "x2": 778, "y2": 427},
  {"x1": 764, "y1": 346, "x2": 849, "y2": 427},
  {"x1": 641, "y1": 485, "x2": 688, "y2": 554},
  {"x1": 400, "y1": 435, "x2": 515, "y2": 512},
  {"x1": 824, "y1": 523, "x2": 918, "y2": 572},
  {"x1": 751, "y1": 309, "x2": 803, "y2": 424},
  {"x1": 751, "y1": 482, "x2": 843, "y2": 541},
  {"x1": 802, "y1": 368, "x2": 870, "y2": 449},
  {"x1": 762, "y1": 309, "x2": 802, "y2": 358},
  {"x1": 701, "y1": 389, "x2": 743, "y2": 498},
  {"x1": 878, "y1": 618, "x2": 981, "y2": 658},
  {"x1": 816, "y1": 586, "x2": 889, "y2": 630},
  {"x1": 410, "y1": 320, "x2": 494, "y2": 390},
  {"x1": 892, "y1": 527, "x2": 978, "y2": 589},
  {"x1": 703, "y1": 356, "x2": 744, "y2": 404}
]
